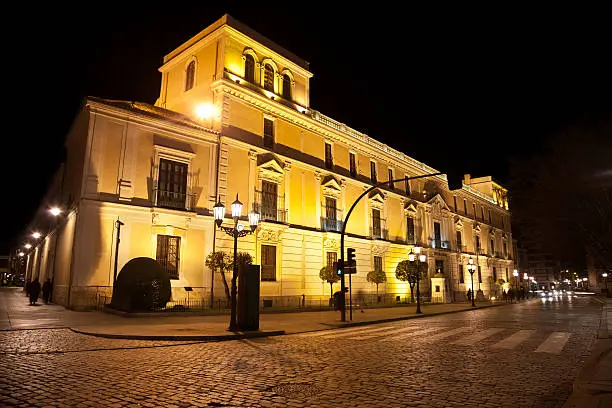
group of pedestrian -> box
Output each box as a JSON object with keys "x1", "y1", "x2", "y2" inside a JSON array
[
  {"x1": 502, "y1": 287, "x2": 526, "y2": 303},
  {"x1": 24, "y1": 278, "x2": 52, "y2": 305}
]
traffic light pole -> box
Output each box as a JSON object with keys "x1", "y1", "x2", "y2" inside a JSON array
[{"x1": 339, "y1": 172, "x2": 444, "y2": 322}]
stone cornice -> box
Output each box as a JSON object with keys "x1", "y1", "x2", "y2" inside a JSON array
[
  {"x1": 214, "y1": 79, "x2": 446, "y2": 182},
  {"x1": 86, "y1": 100, "x2": 219, "y2": 145}
]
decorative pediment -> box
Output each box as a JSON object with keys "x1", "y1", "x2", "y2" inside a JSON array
[
  {"x1": 257, "y1": 154, "x2": 285, "y2": 183},
  {"x1": 372, "y1": 242, "x2": 389, "y2": 256},
  {"x1": 455, "y1": 217, "x2": 464, "y2": 230},
  {"x1": 323, "y1": 237, "x2": 338, "y2": 249},
  {"x1": 473, "y1": 222, "x2": 481, "y2": 233},
  {"x1": 426, "y1": 194, "x2": 451, "y2": 217},
  {"x1": 321, "y1": 175, "x2": 342, "y2": 198},
  {"x1": 257, "y1": 225, "x2": 287, "y2": 243},
  {"x1": 502, "y1": 232, "x2": 508, "y2": 240},
  {"x1": 369, "y1": 189, "x2": 385, "y2": 210},
  {"x1": 403, "y1": 200, "x2": 418, "y2": 216}
]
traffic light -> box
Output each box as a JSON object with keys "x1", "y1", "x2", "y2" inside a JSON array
[
  {"x1": 336, "y1": 259, "x2": 344, "y2": 276},
  {"x1": 347, "y1": 247, "x2": 356, "y2": 268}
]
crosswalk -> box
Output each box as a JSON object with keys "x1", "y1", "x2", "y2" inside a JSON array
[{"x1": 296, "y1": 325, "x2": 571, "y2": 354}]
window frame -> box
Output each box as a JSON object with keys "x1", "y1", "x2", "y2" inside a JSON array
[
  {"x1": 324, "y1": 142, "x2": 333, "y2": 170},
  {"x1": 370, "y1": 161, "x2": 377, "y2": 184},
  {"x1": 349, "y1": 152, "x2": 357, "y2": 178},
  {"x1": 263, "y1": 117, "x2": 275, "y2": 149},
  {"x1": 261, "y1": 244, "x2": 277, "y2": 282},
  {"x1": 156, "y1": 234, "x2": 181, "y2": 280},
  {"x1": 184, "y1": 60, "x2": 196, "y2": 92}
]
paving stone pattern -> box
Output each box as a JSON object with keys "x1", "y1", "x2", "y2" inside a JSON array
[{"x1": 0, "y1": 297, "x2": 601, "y2": 407}]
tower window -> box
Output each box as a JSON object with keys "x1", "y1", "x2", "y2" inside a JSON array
[
  {"x1": 264, "y1": 64, "x2": 274, "y2": 92},
  {"x1": 185, "y1": 61, "x2": 195, "y2": 91},
  {"x1": 244, "y1": 54, "x2": 255, "y2": 83},
  {"x1": 282, "y1": 74, "x2": 291, "y2": 99}
]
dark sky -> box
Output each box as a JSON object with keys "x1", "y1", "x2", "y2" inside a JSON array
[{"x1": 3, "y1": 5, "x2": 611, "y2": 254}]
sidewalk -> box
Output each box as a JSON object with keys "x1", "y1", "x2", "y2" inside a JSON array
[
  {"x1": 563, "y1": 296, "x2": 612, "y2": 408},
  {"x1": 1, "y1": 287, "x2": 505, "y2": 340}
]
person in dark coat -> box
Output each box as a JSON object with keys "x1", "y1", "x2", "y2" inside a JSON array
[
  {"x1": 29, "y1": 278, "x2": 41, "y2": 305},
  {"x1": 42, "y1": 279, "x2": 52, "y2": 304},
  {"x1": 24, "y1": 279, "x2": 31, "y2": 297}
]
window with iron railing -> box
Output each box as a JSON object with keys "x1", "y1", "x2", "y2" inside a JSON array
[
  {"x1": 459, "y1": 265, "x2": 465, "y2": 283},
  {"x1": 434, "y1": 222, "x2": 442, "y2": 247},
  {"x1": 321, "y1": 197, "x2": 342, "y2": 231},
  {"x1": 456, "y1": 231, "x2": 462, "y2": 250},
  {"x1": 372, "y1": 209, "x2": 381, "y2": 237},
  {"x1": 254, "y1": 181, "x2": 287, "y2": 223},
  {"x1": 156, "y1": 235, "x2": 180, "y2": 280},
  {"x1": 156, "y1": 159, "x2": 190, "y2": 210}
]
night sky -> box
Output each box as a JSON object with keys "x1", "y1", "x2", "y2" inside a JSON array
[{"x1": 3, "y1": 5, "x2": 611, "y2": 255}]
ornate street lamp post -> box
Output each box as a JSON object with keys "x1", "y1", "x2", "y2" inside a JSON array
[
  {"x1": 213, "y1": 194, "x2": 259, "y2": 331},
  {"x1": 408, "y1": 247, "x2": 426, "y2": 314},
  {"x1": 467, "y1": 256, "x2": 476, "y2": 307}
]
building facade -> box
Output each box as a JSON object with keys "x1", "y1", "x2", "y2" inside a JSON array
[{"x1": 22, "y1": 15, "x2": 514, "y2": 309}]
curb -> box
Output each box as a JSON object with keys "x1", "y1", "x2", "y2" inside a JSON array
[
  {"x1": 319, "y1": 301, "x2": 510, "y2": 329},
  {"x1": 69, "y1": 328, "x2": 286, "y2": 341}
]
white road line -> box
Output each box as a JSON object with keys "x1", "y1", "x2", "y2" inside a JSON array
[
  {"x1": 491, "y1": 330, "x2": 536, "y2": 349},
  {"x1": 423, "y1": 326, "x2": 472, "y2": 341},
  {"x1": 535, "y1": 332, "x2": 571, "y2": 354},
  {"x1": 352, "y1": 326, "x2": 417, "y2": 340},
  {"x1": 379, "y1": 326, "x2": 447, "y2": 341},
  {"x1": 451, "y1": 328, "x2": 505, "y2": 346},
  {"x1": 295, "y1": 325, "x2": 392, "y2": 337},
  {"x1": 322, "y1": 326, "x2": 396, "y2": 339}
]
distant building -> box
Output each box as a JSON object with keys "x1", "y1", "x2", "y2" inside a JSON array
[{"x1": 20, "y1": 15, "x2": 514, "y2": 309}]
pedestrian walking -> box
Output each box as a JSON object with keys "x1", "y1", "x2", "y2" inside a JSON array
[
  {"x1": 508, "y1": 288, "x2": 515, "y2": 303},
  {"x1": 29, "y1": 278, "x2": 41, "y2": 305},
  {"x1": 24, "y1": 279, "x2": 31, "y2": 297},
  {"x1": 42, "y1": 279, "x2": 52, "y2": 304},
  {"x1": 466, "y1": 288, "x2": 472, "y2": 302}
]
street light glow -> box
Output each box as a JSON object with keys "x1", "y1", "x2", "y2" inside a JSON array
[
  {"x1": 18, "y1": 252, "x2": 24, "y2": 257},
  {"x1": 32, "y1": 232, "x2": 41, "y2": 239},
  {"x1": 195, "y1": 103, "x2": 220, "y2": 120},
  {"x1": 24, "y1": 243, "x2": 32, "y2": 249},
  {"x1": 49, "y1": 207, "x2": 62, "y2": 216}
]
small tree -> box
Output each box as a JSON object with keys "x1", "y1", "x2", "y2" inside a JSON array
[
  {"x1": 395, "y1": 260, "x2": 422, "y2": 303},
  {"x1": 319, "y1": 265, "x2": 339, "y2": 300},
  {"x1": 366, "y1": 269, "x2": 387, "y2": 297},
  {"x1": 205, "y1": 251, "x2": 231, "y2": 302}
]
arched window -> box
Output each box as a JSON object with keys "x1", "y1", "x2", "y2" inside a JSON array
[
  {"x1": 244, "y1": 54, "x2": 255, "y2": 83},
  {"x1": 264, "y1": 64, "x2": 274, "y2": 92},
  {"x1": 282, "y1": 74, "x2": 291, "y2": 99},
  {"x1": 185, "y1": 61, "x2": 195, "y2": 91}
]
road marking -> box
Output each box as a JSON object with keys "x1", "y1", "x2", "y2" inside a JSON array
[
  {"x1": 321, "y1": 326, "x2": 396, "y2": 339},
  {"x1": 352, "y1": 326, "x2": 417, "y2": 340},
  {"x1": 379, "y1": 326, "x2": 447, "y2": 341},
  {"x1": 451, "y1": 328, "x2": 505, "y2": 346},
  {"x1": 535, "y1": 332, "x2": 571, "y2": 354},
  {"x1": 295, "y1": 325, "x2": 392, "y2": 337},
  {"x1": 423, "y1": 326, "x2": 472, "y2": 341},
  {"x1": 491, "y1": 330, "x2": 536, "y2": 349}
]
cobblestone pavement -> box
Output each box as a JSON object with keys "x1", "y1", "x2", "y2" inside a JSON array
[{"x1": 1, "y1": 295, "x2": 601, "y2": 407}]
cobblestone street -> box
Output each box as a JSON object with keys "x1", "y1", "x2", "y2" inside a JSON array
[{"x1": 1, "y1": 295, "x2": 602, "y2": 407}]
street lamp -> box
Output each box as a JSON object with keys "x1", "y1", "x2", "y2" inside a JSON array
[
  {"x1": 603, "y1": 273, "x2": 609, "y2": 293},
  {"x1": 467, "y1": 257, "x2": 477, "y2": 307},
  {"x1": 408, "y1": 247, "x2": 426, "y2": 314},
  {"x1": 213, "y1": 194, "x2": 259, "y2": 331},
  {"x1": 31, "y1": 232, "x2": 41, "y2": 239},
  {"x1": 513, "y1": 269, "x2": 520, "y2": 302},
  {"x1": 49, "y1": 207, "x2": 62, "y2": 217}
]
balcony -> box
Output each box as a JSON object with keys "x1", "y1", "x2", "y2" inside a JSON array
[
  {"x1": 253, "y1": 190, "x2": 287, "y2": 223},
  {"x1": 370, "y1": 219, "x2": 388, "y2": 240},
  {"x1": 154, "y1": 188, "x2": 195, "y2": 211},
  {"x1": 430, "y1": 238, "x2": 451, "y2": 251},
  {"x1": 321, "y1": 217, "x2": 344, "y2": 232}
]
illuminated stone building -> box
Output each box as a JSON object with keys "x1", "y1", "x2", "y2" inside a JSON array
[{"x1": 22, "y1": 15, "x2": 514, "y2": 309}]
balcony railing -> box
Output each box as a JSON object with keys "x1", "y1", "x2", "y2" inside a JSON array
[
  {"x1": 370, "y1": 219, "x2": 388, "y2": 240},
  {"x1": 154, "y1": 188, "x2": 195, "y2": 211},
  {"x1": 321, "y1": 217, "x2": 344, "y2": 232},
  {"x1": 253, "y1": 190, "x2": 287, "y2": 223},
  {"x1": 430, "y1": 239, "x2": 451, "y2": 250}
]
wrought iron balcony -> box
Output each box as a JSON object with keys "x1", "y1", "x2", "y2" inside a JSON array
[
  {"x1": 430, "y1": 239, "x2": 451, "y2": 250},
  {"x1": 321, "y1": 217, "x2": 344, "y2": 232},
  {"x1": 154, "y1": 188, "x2": 195, "y2": 211},
  {"x1": 253, "y1": 190, "x2": 287, "y2": 223},
  {"x1": 370, "y1": 219, "x2": 388, "y2": 240}
]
